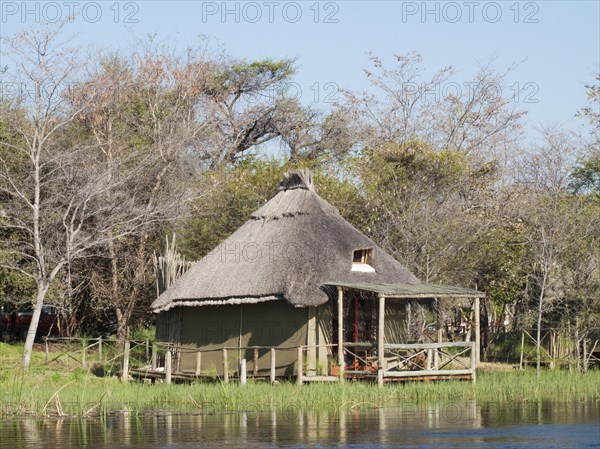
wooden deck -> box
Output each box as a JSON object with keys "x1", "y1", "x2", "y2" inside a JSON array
[
  {"x1": 124, "y1": 341, "x2": 476, "y2": 385},
  {"x1": 40, "y1": 337, "x2": 475, "y2": 385}
]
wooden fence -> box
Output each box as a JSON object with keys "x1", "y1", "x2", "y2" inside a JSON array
[
  {"x1": 43, "y1": 338, "x2": 477, "y2": 385},
  {"x1": 515, "y1": 329, "x2": 600, "y2": 371},
  {"x1": 129, "y1": 343, "x2": 301, "y2": 384},
  {"x1": 43, "y1": 337, "x2": 152, "y2": 378}
]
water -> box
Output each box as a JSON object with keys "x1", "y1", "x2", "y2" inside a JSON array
[{"x1": 1, "y1": 401, "x2": 598, "y2": 448}]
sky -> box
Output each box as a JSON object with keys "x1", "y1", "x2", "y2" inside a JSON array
[{"x1": 1, "y1": 1, "x2": 599, "y2": 139}]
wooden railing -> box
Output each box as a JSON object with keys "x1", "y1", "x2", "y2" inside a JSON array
[
  {"x1": 43, "y1": 337, "x2": 475, "y2": 385},
  {"x1": 297, "y1": 341, "x2": 476, "y2": 385},
  {"x1": 383, "y1": 341, "x2": 476, "y2": 381},
  {"x1": 296, "y1": 344, "x2": 339, "y2": 384},
  {"x1": 136, "y1": 344, "x2": 304, "y2": 384},
  {"x1": 342, "y1": 342, "x2": 378, "y2": 374},
  {"x1": 43, "y1": 337, "x2": 151, "y2": 366}
]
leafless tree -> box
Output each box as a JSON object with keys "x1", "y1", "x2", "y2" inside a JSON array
[
  {"x1": 0, "y1": 26, "x2": 185, "y2": 369},
  {"x1": 67, "y1": 42, "x2": 212, "y2": 341},
  {"x1": 517, "y1": 126, "x2": 583, "y2": 374},
  {"x1": 340, "y1": 52, "x2": 526, "y2": 164}
]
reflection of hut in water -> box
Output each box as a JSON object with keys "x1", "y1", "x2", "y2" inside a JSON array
[{"x1": 152, "y1": 169, "x2": 484, "y2": 383}]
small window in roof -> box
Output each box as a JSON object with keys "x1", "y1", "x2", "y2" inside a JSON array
[{"x1": 352, "y1": 249, "x2": 375, "y2": 272}]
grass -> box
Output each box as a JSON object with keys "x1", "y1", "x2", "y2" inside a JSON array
[{"x1": 1, "y1": 342, "x2": 599, "y2": 418}]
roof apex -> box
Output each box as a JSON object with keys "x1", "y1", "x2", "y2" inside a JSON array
[{"x1": 277, "y1": 169, "x2": 314, "y2": 192}]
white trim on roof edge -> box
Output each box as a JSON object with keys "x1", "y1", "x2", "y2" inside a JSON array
[{"x1": 153, "y1": 295, "x2": 280, "y2": 313}]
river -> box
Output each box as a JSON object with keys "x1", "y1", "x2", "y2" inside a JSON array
[{"x1": 1, "y1": 400, "x2": 598, "y2": 448}]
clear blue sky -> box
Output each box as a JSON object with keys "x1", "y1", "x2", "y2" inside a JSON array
[{"x1": 2, "y1": 1, "x2": 599, "y2": 136}]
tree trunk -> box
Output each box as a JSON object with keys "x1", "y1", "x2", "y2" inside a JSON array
[
  {"x1": 115, "y1": 307, "x2": 128, "y2": 344},
  {"x1": 536, "y1": 269, "x2": 548, "y2": 377},
  {"x1": 536, "y1": 301, "x2": 543, "y2": 376},
  {"x1": 575, "y1": 325, "x2": 581, "y2": 372},
  {"x1": 21, "y1": 283, "x2": 49, "y2": 370}
]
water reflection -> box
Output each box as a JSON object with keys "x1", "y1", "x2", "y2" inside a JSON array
[{"x1": 1, "y1": 401, "x2": 598, "y2": 448}]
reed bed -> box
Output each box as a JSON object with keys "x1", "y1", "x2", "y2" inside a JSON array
[{"x1": 1, "y1": 343, "x2": 598, "y2": 418}]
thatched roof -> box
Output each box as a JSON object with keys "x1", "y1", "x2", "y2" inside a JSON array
[{"x1": 151, "y1": 169, "x2": 420, "y2": 312}]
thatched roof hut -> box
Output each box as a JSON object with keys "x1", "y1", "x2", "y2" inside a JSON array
[{"x1": 151, "y1": 169, "x2": 483, "y2": 381}]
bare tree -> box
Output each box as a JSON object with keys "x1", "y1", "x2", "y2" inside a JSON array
[
  {"x1": 340, "y1": 52, "x2": 526, "y2": 164},
  {"x1": 517, "y1": 126, "x2": 582, "y2": 375},
  {"x1": 0, "y1": 26, "x2": 180, "y2": 369},
  {"x1": 67, "y1": 42, "x2": 212, "y2": 341},
  {"x1": 277, "y1": 105, "x2": 353, "y2": 161}
]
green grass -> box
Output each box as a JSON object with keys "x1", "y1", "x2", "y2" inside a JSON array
[{"x1": 1, "y1": 342, "x2": 598, "y2": 418}]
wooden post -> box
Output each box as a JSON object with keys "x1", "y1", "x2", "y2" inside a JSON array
[
  {"x1": 222, "y1": 348, "x2": 229, "y2": 384},
  {"x1": 145, "y1": 339, "x2": 150, "y2": 363},
  {"x1": 270, "y1": 348, "x2": 276, "y2": 384},
  {"x1": 98, "y1": 336, "x2": 103, "y2": 362},
  {"x1": 437, "y1": 300, "x2": 443, "y2": 344},
  {"x1": 195, "y1": 351, "x2": 202, "y2": 376},
  {"x1": 45, "y1": 339, "x2": 49, "y2": 364},
  {"x1": 81, "y1": 339, "x2": 86, "y2": 368},
  {"x1": 582, "y1": 338, "x2": 588, "y2": 372},
  {"x1": 337, "y1": 286, "x2": 344, "y2": 381},
  {"x1": 165, "y1": 350, "x2": 172, "y2": 384},
  {"x1": 434, "y1": 347, "x2": 439, "y2": 370},
  {"x1": 426, "y1": 348, "x2": 433, "y2": 371},
  {"x1": 151, "y1": 343, "x2": 157, "y2": 371},
  {"x1": 519, "y1": 331, "x2": 525, "y2": 370},
  {"x1": 297, "y1": 346, "x2": 303, "y2": 385},
  {"x1": 474, "y1": 296, "x2": 481, "y2": 364},
  {"x1": 253, "y1": 347, "x2": 259, "y2": 377},
  {"x1": 240, "y1": 358, "x2": 247, "y2": 385},
  {"x1": 470, "y1": 341, "x2": 477, "y2": 384},
  {"x1": 121, "y1": 340, "x2": 130, "y2": 383},
  {"x1": 550, "y1": 330, "x2": 556, "y2": 370},
  {"x1": 377, "y1": 294, "x2": 386, "y2": 388}
]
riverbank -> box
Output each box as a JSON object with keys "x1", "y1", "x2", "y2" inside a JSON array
[{"x1": 1, "y1": 342, "x2": 598, "y2": 417}]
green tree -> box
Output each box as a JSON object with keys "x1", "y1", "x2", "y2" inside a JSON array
[{"x1": 355, "y1": 140, "x2": 498, "y2": 285}]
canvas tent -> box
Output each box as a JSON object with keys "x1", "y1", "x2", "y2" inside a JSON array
[{"x1": 151, "y1": 169, "x2": 483, "y2": 380}]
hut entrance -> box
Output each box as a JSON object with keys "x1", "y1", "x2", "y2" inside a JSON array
[{"x1": 332, "y1": 290, "x2": 378, "y2": 371}]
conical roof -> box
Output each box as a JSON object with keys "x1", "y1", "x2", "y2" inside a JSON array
[{"x1": 151, "y1": 169, "x2": 420, "y2": 312}]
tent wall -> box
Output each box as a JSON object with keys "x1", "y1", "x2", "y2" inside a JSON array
[
  {"x1": 155, "y1": 296, "x2": 412, "y2": 378},
  {"x1": 175, "y1": 301, "x2": 308, "y2": 377},
  {"x1": 384, "y1": 300, "x2": 408, "y2": 343},
  {"x1": 156, "y1": 308, "x2": 182, "y2": 344}
]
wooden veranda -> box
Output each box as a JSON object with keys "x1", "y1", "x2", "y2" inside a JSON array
[{"x1": 316, "y1": 282, "x2": 484, "y2": 386}]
